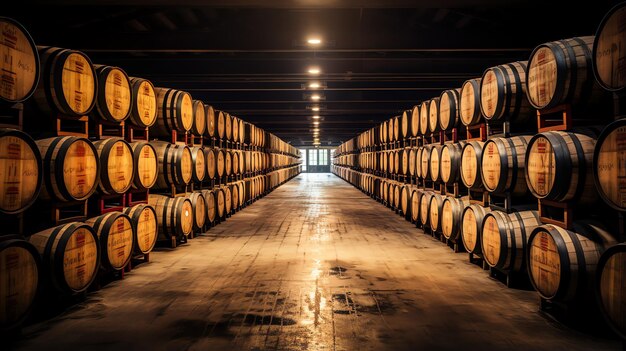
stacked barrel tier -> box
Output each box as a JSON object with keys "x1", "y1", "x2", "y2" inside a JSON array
[
  {"x1": 0, "y1": 236, "x2": 41, "y2": 331},
  {"x1": 480, "y1": 61, "x2": 535, "y2": 125},
  {"x1": 527, "y1": 221, "x2": 617, "y2": 304},
  {"x1": 526, "y1": 36, "x2": 608, "y2": 112},
  {"x1": 525, "y1": 130, "x2": 598, "y2": 206},
  {"x1": 32, "y1": 46, "x2": 97, "y2": 119},
  {"x1": 0, "y1": 129, "x2": 43, "y2": 214},
  {"x1": 0, "y1": 18, "x2": 39, "y2": 104}
]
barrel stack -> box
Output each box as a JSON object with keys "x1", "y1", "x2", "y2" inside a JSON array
[
  {"x1": 0, "y1": 17, "x2": 301, "y2": 332},
  {"x1": 332, "y1": 3, "x2": 626, "y2": 340}
]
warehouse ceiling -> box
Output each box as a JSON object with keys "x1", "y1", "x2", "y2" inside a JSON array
[{"x1": 7, "y1": 1, "x2": 617, "y2": 146}]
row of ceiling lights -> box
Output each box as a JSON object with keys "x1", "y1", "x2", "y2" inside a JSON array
[{"x1": 307, "y1": 37, "x2": 322, "y2": 146}]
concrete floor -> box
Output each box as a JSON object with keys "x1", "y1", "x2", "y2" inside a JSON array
[{"x1": 10, "y1": 173, "x2": 622, "y2": 351}]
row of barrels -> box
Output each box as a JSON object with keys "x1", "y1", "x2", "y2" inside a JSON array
[
  {"x1": 0, "y1": 17, "x2": 299, "y2": 152},
  {"x1": 0, "y1": 167, "x2": 301, "y2": 331},
  {"x1": 337, "y1": 4, "x2": 626, "y2": 154},
  {"x1": 335, "y1": 120, "x2": 626, "y2": 211},
  {"x1": 332, "y1": 164, "x2": 626, "y2": 340},
  {"x1": 0, "y1": 128, "x2": 289, "y2": 214}
]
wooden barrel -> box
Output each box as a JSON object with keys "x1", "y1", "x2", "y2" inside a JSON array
[
  {"x1": 232, "y1": 117, "x2": 240, "y2": 143},
  {"x1": 231, "y1": 183, "x2": 240, "y2": 210},
  {"x1": 481, "y1": 210, "x2": 541, "y2": 272},
  {"x1": 127, "y1": 77, "x2": 157, "y2": 128},
  {"x1": 200, "y1": 189, "x2": 217, "y2": 225},
  {"x1": 393, "y1": 116, "x2": 400, "y2": 141},
  {"x1": 394, "y1": 150, "x2": 401, "y2": 175},
  {"x1": 216, "y1": 110, "x2": 225, "y2": 140},
  {"x1": 527, "y1": 37, "x2": 604, "y2": 110},
  {"x1": 481, "y1": 136, "x2": 531, "y2": 195},
  {"x1": 410, "y1": 189, "x2": 422, "y2": 223},
  {"x1": 191, "y1": 100, "x2": 206, "y2": 136},
  {"x1": 0, "y1": 18, "x2": 39, "y2": 103},
  {"x1": 526, "y1": 131, "x2": 597, "y2": 204},
  {"x1": 410, "y1": 105, "x2": 420, "y2": 137},
  {"x1": 224, "y1": 185, "x2": 232, "y2": 215},
  {"x1": 152, "y1": 88, "x2": 193, "y2": 136},
  {"x1": 428, "y1": 96, "x2": 441, "y2": 133},
  {"x1": 593, "y1": 3, "x2": 626, "y2": 92},
  {"x1": 439, "y1": 89, "x2": 461, "y2": 131},
  {"x1": 429, "y1": 193, "x2": 445, "y2": 231},
  {"x1": 152, "y1": 141, "x2": 192, "y2": 188},
  {"x1": 206, "y1": 105, "x2": 216, "y2": 138},
  {"x1": 596, "y1": 243, "x2": 626, "y2": 339},
  {"x1": 420, "y1": 145, "x2": 432, "y2": 179},
  {"x1": 216, "y1": 149, "x2": 225, "y2": 178},
  {"x1": 232, "y1": 151, "x2": 240, "y2": 175},
  {"x1": 415, "y1": 147, "x2": 423, "y2": 179},
  {"x1": 85, "y1": 211, "x2": 134, "y2": 271},
  {"x1": 188, "y1": 192, "x2": 206, "y2": 230},
  {"x1": 237, "y1": 181, "x2": 245, "y2": 208},
  {"x1": 460, "y1": 78, "x2": 483, "y2": 126},
  {"x1": 0, "y1": 129, "x2": 42, "y2": 214},
  {"x1": 461, "y1": 204, "x2": 491, "y2": 255},
  {"x1": 419, "y1": 101, "x2": 430, "y2": 135},
  {"x1": 387, "y1": 118, "x2": 394, "y2": 142},
  {"x1": 92, "y1": 65, "x2": 132, "y2": 123},
  {"x1": 239, "y1": 120, "x2": 245, "y2": 145},
  {"x1": 528, "y1": 222, "x2": 615, "y2": 302},
  {"x1": 148, "y1": 194, "x2": 193, "y2": 239},
  {"x1": 0, "y1": 236, "x2": 40, "y2": 331},
  {"x1": 594, "y1": 119, "x2": 626, "y2": 211},
  {"x1": 401, "y1": 110, "x2": 410, "y2": 139},
  {"x1": 129, "y1": 141, "x2": 157, "y2": 190},
  {"x1": 429, "y1": 145, "x2": 442, "y2": 182},
  {"x1": 205, "y1": 148, "x2": 216, "y2": 180},
  {"x1": 460, "y1": 141, "x2": 484, "y2": 189},
  {"x1": 225, "y1": 112, "x2": 233, "y2": 141},
  {"x1": 93, "y1": 138, "x2": 134, "y2": 194},
  {"x1": 408, "y1": 148, "x2": 416, "y2": 176},
  {"x1": 34, "y1": 46, "x2": 96, "y2": 117},
  {"x1": 216, "y1": 188, "x2": 225, "y2": 219},
  {"x1": 36, "y1": 136, "x2": 99, "y2": 201},
  {"x1": 29, "y1": 222, "x2": 99, "y2": 294},
  {"x1": 190, "y1": 146, "x2": 206, "y2": 182},
  {"x1": 440, "y1": 142, "x2": 465, "y2": 184},
  {"x1": 400, "y1": 185, "x2": 410, "y2": 216},
  {"x1": 380, "y1": 121, "x2": 388, "y2": 144},
  {"x1": 441, "y1": 196, "x2": 469, "y2": 240},
  {"x1": 480, "y1": 61, "x2": 534, "y2": 122},
  {"x1": 123, "y1": 204, "x2": 157, "y2": 255},
  {"x1": 224, "y1": 150, "x2": 232, "y2": 176}
]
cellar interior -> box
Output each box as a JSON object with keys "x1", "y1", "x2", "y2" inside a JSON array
[{"x1": 1, "y1": 1, "x2": 626, "y2": 350}]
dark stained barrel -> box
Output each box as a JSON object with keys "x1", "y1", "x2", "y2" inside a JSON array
[
  {"x1": 594, "y1": 119, "x2": 626, "y2": 211},
  {"x1": 596, "y1": 243, "x2": 626, "y2": 339},
  {"x1": 593, "y1": 3, "x2": 626, "y2": 92}
]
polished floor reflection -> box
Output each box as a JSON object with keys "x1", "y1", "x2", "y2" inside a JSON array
[{"x1": 11, "y1": 174, "x2": 621, "y2": 351}]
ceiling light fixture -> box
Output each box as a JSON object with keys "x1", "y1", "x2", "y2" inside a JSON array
[
  {"x1": 311, "y1": 106, "x2": 320, "y2": 111},
  {"x1": 307, "y1": 67, "x2": 320, "y2": 75},
  {"x1": 312, "y1": 115, "x2": 320, "y2": 119},
  {"x1": 307, "y1": 38, "x2": 322, "y2": 45},
  {"x1": 309, "y1": 82, "x2": 320, "y2": 89},
  {"x1": 313, "y1": 121, "x2": 320, "y2": 125},
  {"x1": 311, "y1": 94, "x2": 321, "y2": 101}
]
